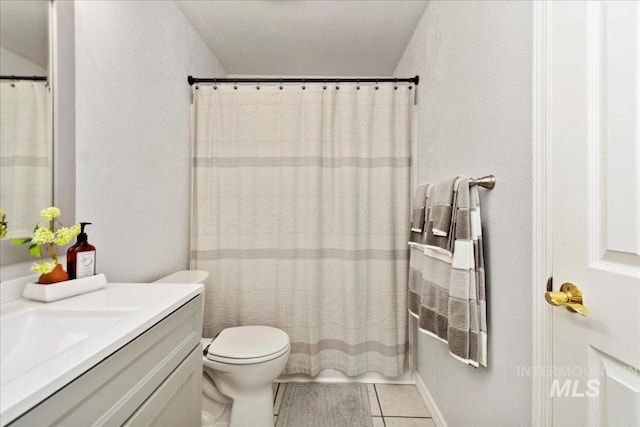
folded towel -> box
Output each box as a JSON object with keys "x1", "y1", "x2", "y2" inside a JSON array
[
  {"x1": 431, "y1": 177, "x2": 458, "y2": 237},
  {"x1": 411, "y1": 184, "x2": 433, "y2": 244},
  {"x1": 423, "y1": 178, "x2": 465, "y2": 253},
  {"x1": 448, "y1": 185, "x2": 486, "y2": 367},
  {"x1": 410, "y1": 183, "x2": 429, "y2": 233},
  {"x1": 408, "y1": 178, "x2": 487, "y2": 368}
]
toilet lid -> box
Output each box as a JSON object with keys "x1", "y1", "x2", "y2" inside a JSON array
[{"x1": 207, "y1": 326, "x2": 290, "y2": 360}]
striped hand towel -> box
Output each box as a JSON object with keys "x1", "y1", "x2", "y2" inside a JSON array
[
  {"x1": 410, "y1": 183, "x2": 429, "y2": 234},
  {"x1": 422, "y1": 177, "x2": 461, "y2": 253},
  {"x1": 430, "y1": 177, "x2": 458, "y2": 237},
  {"x1": 408, "y1": 177, "x2": 487, "y2": 367}
]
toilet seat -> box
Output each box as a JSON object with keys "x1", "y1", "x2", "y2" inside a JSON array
[{"x1": 206, "y1": 326, "x2": 290, "y2": 365}]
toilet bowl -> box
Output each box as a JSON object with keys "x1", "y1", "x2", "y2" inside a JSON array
[
  {"x1": 154, "y1": 271, "x2": 290, "y2": 427},
  {"x1": 203, "y1": 326, "x2": 290, "y2": 426}
]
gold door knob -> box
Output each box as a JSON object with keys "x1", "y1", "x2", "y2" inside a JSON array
[{"x1": 544, "y1": 282, "x2": 588, "y2": 316}]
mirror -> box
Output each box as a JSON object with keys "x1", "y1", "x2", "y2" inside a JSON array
[
  {"x1": 0, "y1": 0, "x2": 52, "y2": 238},
  {"x1": 1, "y1": 0, "x2": 74, "y2": 270}
]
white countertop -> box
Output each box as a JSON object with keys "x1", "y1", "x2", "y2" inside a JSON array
[{"x1": 0, "y1": 282, "x2": 203, "y2": 425}]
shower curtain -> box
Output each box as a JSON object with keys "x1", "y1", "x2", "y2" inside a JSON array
[
  {"x1": 191, "y1": 83, "x2": 412, "y2": 376},
  {"x1": 0, "y1": 81, "x2": 51, "y2": 236}
]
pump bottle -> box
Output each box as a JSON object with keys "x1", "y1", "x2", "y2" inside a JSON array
[{"x1": 67, "y1": 222, "x2": 96, "y2": 280}]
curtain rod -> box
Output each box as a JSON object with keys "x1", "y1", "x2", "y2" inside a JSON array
[
  {"x1": 188, "y1": 75, "x2": 419, "y2": 86},
  {"x1": 0, "y1": 75, "x2": 47, "y2": 81}
]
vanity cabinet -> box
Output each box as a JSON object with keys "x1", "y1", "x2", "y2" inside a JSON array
[{"x1": 10, "y1": 295, "x2": 203, "y2": 426}]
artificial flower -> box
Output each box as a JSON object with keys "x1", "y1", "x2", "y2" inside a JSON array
[
  {"x1": 40, "y1": 207, "x2": 61, "y2": 222},
  {"x1": 31, "y1": 227, "x2": 55, "y2": 245},
  {"x1": 12, "y1": 206, "x2": 80, "y2": 275},
  {"x1": 0, "y1": 208, "x2": 6, "y2": 239},
  {"x1": 31, "y1": 260, "x2": 58, "y2": 274},
  {"x1": 54, "y1": 224, "x2": 81, "y2": 246}
]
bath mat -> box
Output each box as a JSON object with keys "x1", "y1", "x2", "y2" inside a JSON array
[{"x1": 277, "y1": 383, "x2": 373, "y2": 427}]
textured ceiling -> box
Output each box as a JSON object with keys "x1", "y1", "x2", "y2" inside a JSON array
[{"x1": 176, "y1": 0, "x2": 429, "y2": 77}]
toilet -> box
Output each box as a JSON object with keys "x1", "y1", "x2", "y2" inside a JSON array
[{"x1": 154, "y1": 270, "x2": 290, "y2": 427}]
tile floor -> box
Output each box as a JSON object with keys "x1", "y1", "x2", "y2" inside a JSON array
[{"x1": 272, "y1": 382, "x2": 436, "y2": 427}]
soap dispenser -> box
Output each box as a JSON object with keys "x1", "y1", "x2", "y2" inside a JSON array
[{"x1": 67, "y1": 222, "x2": 96, "y2": 280}]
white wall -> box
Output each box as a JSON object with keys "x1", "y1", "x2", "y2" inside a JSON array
[
  {"x1": 75, "y1": 0, "x2": 226, "y2": 282},
  {"x1": 395, "y1": 1, "x2": 532, "y2": 425}
]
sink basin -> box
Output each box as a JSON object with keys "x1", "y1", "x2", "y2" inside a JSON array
[
  {"x1": 0, "y1": 308, "x2": 135, "y2": 385},
  {"x1": 0, "y1": 281, "x2": 202, "y2": 425}
]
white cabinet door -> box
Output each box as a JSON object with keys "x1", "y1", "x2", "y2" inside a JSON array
[
  {"x1": 550, "y1": 1, "x2": 640, "y2": 425},
  {"x1": 124, "y1": 347, "x2": 202, "y2": 427}
]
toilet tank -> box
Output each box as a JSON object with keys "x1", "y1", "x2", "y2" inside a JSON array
[
  {"x1": 153, "y1": 270, "x2": 209, "y2": 284},
  {"x1": 154, "y1": 271, "x2": 209, "y2": 326}
]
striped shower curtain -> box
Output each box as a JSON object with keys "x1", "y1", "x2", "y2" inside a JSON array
[
  {"x1": 0, "y1": 81, "x2": 51, "y2": 237},
  {"x1": 191, "y1": 83, "x2": 412, "y2": 376}
]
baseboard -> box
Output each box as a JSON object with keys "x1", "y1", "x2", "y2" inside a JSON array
[
  {"x1": 277, "y1": 368, "x2": 414, "y2": 384},
  {"x1": 414, "y1": 372, "x2": 448, "y2": 427}
]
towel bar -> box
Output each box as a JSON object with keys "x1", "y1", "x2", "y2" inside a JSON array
[{"x1": 469, "y1": 175, "x2": 496, "y2": 189}]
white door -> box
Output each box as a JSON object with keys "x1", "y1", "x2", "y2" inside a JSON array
[{"x1": 550, "y1": 1, "x2": 640, "y2": 426}]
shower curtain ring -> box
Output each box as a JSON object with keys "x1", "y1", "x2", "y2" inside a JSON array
[
  {"x1": 213, "y1": 78, "x2": 217, "y2": 90},
  {"x1": 256, "y1": 78, "x2": 260, "y2": 90},
  {"x1": 302, "y1": 78, "x2": 306, "y2": 90},
  {"x1": 394, "y1": 78, "x2": 398, "y2": 90},
  {"x1": 335, "y1": 78, "x2": 339, "y2": 90},
  {"x1": 234, "y1": 79, "x2": 237, "y2": 90},
  {"x1": 323, "y1": 79, "x2": 326, "y2": 90},
  {"x1": 279, "y1": 78, "x2": 283, "y2": 90},
  {"x1": 357, "y1": 78, "x2": 360, "y2": 90},
  {"x1": 375, "y1": 79, "x2": 379, "y2": 90}
]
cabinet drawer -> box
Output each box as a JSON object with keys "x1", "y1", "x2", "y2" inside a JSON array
[
  {"x1": 11, "y1": 295, "x2": 203, "y2": 426},
  {"x1": 124, "y1": 347, "x2": 202, "y2": 427}
]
